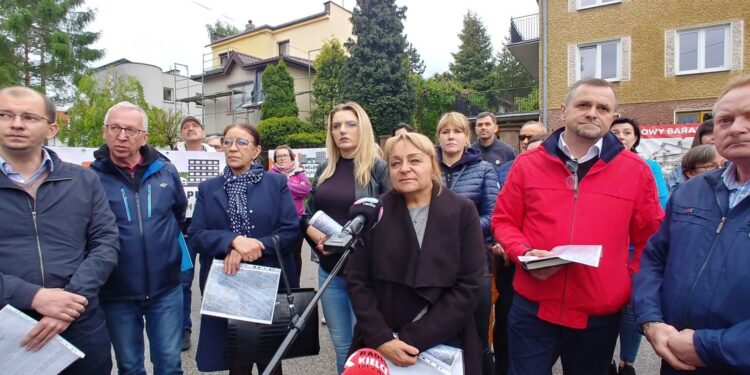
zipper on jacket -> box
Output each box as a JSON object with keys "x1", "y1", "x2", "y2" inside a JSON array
[
  {"x1": 147, "y1": 184, "x2": 152, "y2": 218},
  {"x1": 715, "y1": 216, "x2": 727, "y2": 234},
  {"x1": 27, "y1": 199, "x2": 46, "y2": 287},
  {"x1": 121, "y1": 187, "x2": 132, "y2": 221},
  {"x1": 134, "y1": 191, "x2": 151, "y2": 300}
]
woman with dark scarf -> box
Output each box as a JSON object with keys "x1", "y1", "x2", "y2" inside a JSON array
[
  {"x1": 188, "y1": 124, "x2": 300, "y2": 374},
  {"x1": 270, "y1": 144, "x2": 311, "y2": 279}
]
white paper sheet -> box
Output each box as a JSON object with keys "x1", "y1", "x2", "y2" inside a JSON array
[
  {"x1": 518, "y1": 245, "x2": 603, "y2": 268},
  {"x1": 200, "y1": 259, "x2": 281, "y2": 324},
  {"x1": 0, "y1": 305, "x2": 85, "y2": 375},
  {"x1": 385, "y1": 345, "x2": 464, "y2": 375}
]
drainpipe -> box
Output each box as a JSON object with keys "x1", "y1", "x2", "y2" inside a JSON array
[{"x1": 541, "y1": 0, "x2": 549, "y2": 129}]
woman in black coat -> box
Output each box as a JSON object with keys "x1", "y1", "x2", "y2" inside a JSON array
[{"x1": 347, "y1": 132, "x2": 485, "y2": 374}]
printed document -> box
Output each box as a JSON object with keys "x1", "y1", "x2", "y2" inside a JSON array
[{"x1": 518, "y1": 245, "x2": 603, "y2": 268}]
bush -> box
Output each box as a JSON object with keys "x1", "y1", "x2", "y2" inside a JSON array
[
  {"x1": 257, "y1": 116, "x2": 316, "y2": 149},
  {"x1": 285, "y1": 131, "x2": 327, "y2": 148}
]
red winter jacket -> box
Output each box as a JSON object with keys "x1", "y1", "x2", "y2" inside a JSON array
[{"x1": 492, "y1": 129, "x2": 663, "y2": 329}]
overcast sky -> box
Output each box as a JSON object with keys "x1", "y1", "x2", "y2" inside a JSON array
[{"x1": 85, "y1": 0, "x2": 539, "y2": 77}]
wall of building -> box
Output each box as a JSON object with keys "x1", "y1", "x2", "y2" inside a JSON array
[
  {"x1": 200, "y1": 68, "x2": 261, "y2": 135},
  {"x1": 544, "y1": 0, "x2": 750, "y2": 111}
]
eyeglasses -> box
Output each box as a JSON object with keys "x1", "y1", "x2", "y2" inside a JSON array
[
  {"x1": 693, "y1": 163, "x2": 724, "y2": 172},
  {"x1": 222, "y1": 137, "x2": 253, "y2": 149},
  {"x1": 105, "y1": 125, "x2": 145, "y2": 137},
  {"x1": 331, "y1": 120, "x2": 358, "y2": 130},
  {"x1": 0, "y1": 110, "x2": 50, "y2": 125},
  {"x1": 518, "y1": 134, "x2": 534, "y2": 142},
  {"x1": 276, "y1": 154, "x2": 291, "y2": 159}
]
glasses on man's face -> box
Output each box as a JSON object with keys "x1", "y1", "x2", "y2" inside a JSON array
[
  {"x1": 105, "y1": 125, "x2": 145, "y2": 137},
  {"x1": 222, "y1": 137, "x2": 252, "y2": 149},
  {"x1": 0, "y1": 110, "x2": 49, "y2": 125},
  {"x1": 331, "y1": 120, "x2": 358, "y2": 130},
  {"x1": 518, "y1": 134, "x2": 533, "y2": 142}
]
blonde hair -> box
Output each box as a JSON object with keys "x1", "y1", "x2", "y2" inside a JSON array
[
  {"x1": 384, "y1": 132, "x2": 443, "y2": 194},
  {"x1": 436, "y1": 112, "x2": 471, "y2": 146},
  {"x1": 318, "y1": 101, "x2": 378, "y2": 187},
  {"x1": 714, "y1": 74, "x2": 750, "y2": 113}
]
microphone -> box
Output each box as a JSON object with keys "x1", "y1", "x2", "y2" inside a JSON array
[
  {"x1": 324, "y1": 197, "x2": 383, "y2": 254},
  {"x1": 343, "y1": 348, "x2": 390, "y2": 375}
]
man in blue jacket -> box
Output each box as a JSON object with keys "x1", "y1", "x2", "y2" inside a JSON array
[
  {"x1": 0, "y1": 86, "x2": 119, "y2": 374},
  {"x1": 634, "y1": 75, "x2": 750, "y2": 374},
  {"x1": 92, "y1": 101, "x2": 187, "y2": 375}
]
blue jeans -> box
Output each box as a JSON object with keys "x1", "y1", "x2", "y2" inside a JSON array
[
  {"x1": 618, "y1": 302, "x2": 642, "y2": 364},
  {"x1": 60, "y1": 307, "x2": 113, "y2": 375},
  {"x1": 318, "y1": 267, "x2": 356, "y2": 374},
  {"x1": 102, "y1": 285, "x2": 184, "y2": 375}
]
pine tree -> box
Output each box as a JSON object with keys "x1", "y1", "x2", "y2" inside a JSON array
[
  {"x1": 406, "y1": 42, "x2": 426, "y2": 76},
  {"x1": 450, "y1": 11, "x2": 494, "y2": 104},
  {"x1": 493, "y1": 39, "x2": 537, "y2": 109},
  {"x1": 260, "y1": 59, "x2": 299, "y2": 120},
  {"x1": 206, "y1": 20, "x2": 240, "y2": 42},
  {"x1": 0, "y1": 0, "x2": 104, "y2": 102},
  {"x1": 343, "y1": 0, "x2": 414, "y2": 137},
  {"x1": 310, "y1": 39, "x2": 347, "y2": 128}
]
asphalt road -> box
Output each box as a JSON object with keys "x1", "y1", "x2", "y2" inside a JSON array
[{"x1": 124, "y1": 242, "x2": 664, "y2": 374}]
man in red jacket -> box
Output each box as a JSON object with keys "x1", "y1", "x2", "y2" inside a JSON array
[{"x1": 491, "y1": 78, "x2": 663, "y2": 374}]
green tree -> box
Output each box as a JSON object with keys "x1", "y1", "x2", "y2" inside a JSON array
[
  {"x1": 61, "y1": 73, "x2": 149, "y2": 147},
  {"x1": 449, "y1": 11, "x2": 494, "y2": 104},
  {"x1": 206, "y1": 20, "x2": 239, "y2": 42},
  {"x1": 261, "y1": 59, "x2": 299, "y2": 120},
  {"x1": 147, "y1": 107, "x2": 183, "y2": 148},
  {"x1": 310, "y1": 39, "x2": 347, "y2": 128},
  {"x1": 493, "y1": 39, "x2": 537, "y2": 111},
  {"x1": 412, "y1": 75, "x2": 487, "y2": 138},
  {"x1": 256, "y1": 116, "x2": 316, "y2": 150},
  {"x1": 0, "y1": 0, "x2": 104, "y2": 101},
  {"x1": 406, "y1": 42, "x2": 425, "y2": 76},
  {"x1": 343, "y1": 0, "x2": 414, "y2": 136}
]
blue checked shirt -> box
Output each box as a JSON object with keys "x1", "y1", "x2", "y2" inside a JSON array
[
  {"x1": 722, "y1": 163, "x2": 750, "y2": 209},
  {"x1": 0, "y1": 148, "x2": 54, "y2": 184}
]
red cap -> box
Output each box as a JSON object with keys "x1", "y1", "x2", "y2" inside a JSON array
[{"x1": 342, "y1": 348, "x2": 390, "y2": 375}]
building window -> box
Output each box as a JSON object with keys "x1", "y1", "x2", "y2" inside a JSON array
[
  {"x1": 163, "y1": 87, "x2": 173, "y2": 102},
  {"x1": 577, "y1": 40, "x2": 620, "y2": 81},
  {"x1": 229, "y1": 81, "x2": 255, "y2": 111},
  {"x1": 577, "y1": 0, "x2": 620, "y2": 10},
  {"x1": 675, "y1": 110, "x2": 712, "y2": 124},
  {"x1": 278, "y1": 41, "x2": 290, "y2": 56},
  {"x1": 675, "y1": 24, "x2": 730, "y2": 75},
  {"x1": 219, "y1": 52, "x2": 230, "y2": 66}
]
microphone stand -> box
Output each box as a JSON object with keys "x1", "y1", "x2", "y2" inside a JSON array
[{"x1": 262, "y1": 237, "x2": 363, "y2": 375}]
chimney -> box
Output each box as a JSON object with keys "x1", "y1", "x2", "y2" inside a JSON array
[{"x1": 245, "y1": 19, "x2": 255, "y2": 31}]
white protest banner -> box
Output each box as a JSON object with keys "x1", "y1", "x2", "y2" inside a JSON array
[
  {"x1": 49, "y1": 147, "x2": 226, "y2": 217},
  {"x1": 637, "y1": 123, "x2": 700, "y2": 174}
]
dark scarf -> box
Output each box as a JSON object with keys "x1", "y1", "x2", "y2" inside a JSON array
[{"x1": 223, "y1": 163, "x2": 264, "y2": 236}]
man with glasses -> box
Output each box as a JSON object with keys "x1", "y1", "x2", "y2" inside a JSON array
[
  {"x1": 491, "y1": 79, "x2": 663, "y2": 374},
  {"x1": 91, "y1": 102, "x2": 187, "y2": 375},
  {"x1": 518, "y1": 121, "x2": 547, "y2": 152},
  {"x1": 634, "y1": 75, "x2": 750, "y2": 374},
  {"x1": 0, "y1": 86, "x2": 119, "y2": 374},
  {"x1": 472, "y1": 111, "x2": 516, "y2": 170}
]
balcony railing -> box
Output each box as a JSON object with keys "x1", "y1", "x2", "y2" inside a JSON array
[{"x1": 510, "y1": 13, "x2": 539, "y2": 43}]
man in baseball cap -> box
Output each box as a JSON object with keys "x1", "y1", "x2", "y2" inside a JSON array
[{"x1": 174, "y1": 115, "x2": 215, "y2": 152}]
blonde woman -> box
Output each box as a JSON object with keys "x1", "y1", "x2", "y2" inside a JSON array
[{"x1": 302, "y1": 101, "x2": 391, "y2": 373}]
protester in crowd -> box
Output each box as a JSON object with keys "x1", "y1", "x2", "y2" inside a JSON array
[
  {"x1": 492, "y1": 78, "x2": 664, "y2": 374},
  {"x1": 348, "y1": 132, "x2": 484, "y2": 373},
  {"x1": 0, "y1": 87, "x2": 119, "y2": 374},
  {"x1": 270, "y1": 144, "x2": 311, "y2": 278},
  {"x1": 174, "y1": 116, "x2": 215, "y2": 152},
  {"x1": 666, "y1": 119, "x2": 714, "y2": 192},
  {"x1": 611, "y1": 117, "x2": 669, "y2": 208},
  {"x1": 189, "y1": 124, "x2": 299, "y2": 374},
  {"x1": 437, "y1": 111, "x2": 499, "y2": 374},
  {"x1": 206, "y1": 135, "x2": 223, "y2": 152},
  {"x1": 680, "y1": 144, "x2": 725, "y2": 180},
  {"x1": 302, "y1": 101, "x2": 391, "y2": 373},
  {"x1": 606, "y1": 117, "x2": 670, "y2": 374},
  {"x1": 92, "y1": 101, "x2": 187, "y2": 375},
  {"x1": 492, "y1": 131, "x2": 545, "y2": 375},
  {"x1": 391, "y1": 122, "x2": 413, "y2": 136},
  {"x1": 633, "y1": 75, "x2": 750, "y2": 374},
  {"x1": 517, "y1": 121, "x2": 548, "y2": 152},
  {"x1": 471, "y1": 111, "x2": 516, "y2": 170}
]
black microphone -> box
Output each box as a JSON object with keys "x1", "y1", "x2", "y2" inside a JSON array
[{"x1": 324, "y1": 197, "x2": 383, "y2": 254}]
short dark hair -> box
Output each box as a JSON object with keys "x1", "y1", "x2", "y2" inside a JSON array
[
  {"x1": 223, "y1": 123, "x2": 260, "y2": 146},
  {"x1": 391, "y1": 122, "x2": 414, "y2": 136},
  {"x1": 691, "y1": 119, "x2": 714, "y2": 148},
  {"x1": 564, "y1": 78, "x2": 619, "y2": 108},
  {"x1": 0, "y1": 86, "x2": 56, "y2": 122},
  {"x1": 274, "y1": 144, "x2": 295, "y2": 162},
  {"x1": 611, "y1": 117, "x2": 641, "y2": 151},
  {"x1": 476, "y1": 112, "x2": 496, "y2": 122}
]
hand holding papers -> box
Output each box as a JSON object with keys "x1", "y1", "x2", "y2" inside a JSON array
[
  {"x1": 0, "y1": 305, "x2": 84, "y2": 375},
  {"x1": 385, "y1": 344, "x2": 464, "y2": 375},
  {"x1": 201, "y1": 260, "x2": 281, "y2": 324},
  {"x1": 518, "y1": 245, "x2": 603, "y2": 271}
]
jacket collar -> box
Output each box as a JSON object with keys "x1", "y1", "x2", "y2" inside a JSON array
[{"x1": 542, "y1": 127, "x2": 623, "y2": 163}]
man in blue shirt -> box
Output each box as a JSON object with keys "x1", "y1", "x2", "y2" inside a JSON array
[{"x1": 634, "y1": 75, "x2": 750, "y2": 374}]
